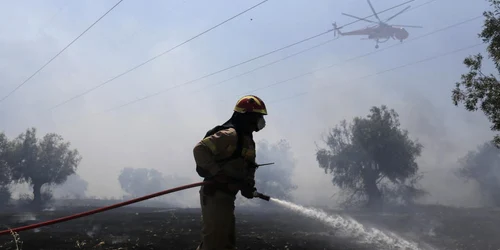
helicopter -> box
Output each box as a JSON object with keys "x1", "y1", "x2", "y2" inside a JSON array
[{"x1": 332, "y1": 0, "x2": 423, "y2": 49}]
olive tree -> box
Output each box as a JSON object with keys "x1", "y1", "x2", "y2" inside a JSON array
[
  {"x1": 316, "y1": 105, "x2": 424, "y2": 209},
  {"x1": 9, "y1": 128, "x2": 82, "y2": 206},
  {"x1": 452, "y1": 0, "x2": 500, "y2": 146}
]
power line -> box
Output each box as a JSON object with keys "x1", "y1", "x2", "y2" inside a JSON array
[
  {"x1": 110, "y1": 1, "x2": 186, "y2": 52},
  {"x1": 58, "y1": 30, "x2": 471, "y2": 137},
  {"x1": 0, "y1": 0, "x2": 124, "y2": 104},
  {"x1": 264, "y1": 42, "x2": 483, "y2": 106},
  {"x1": 49, "y1": 0, "x2": 270, "y2": 110},
  {"x1": 340, "y1": 43, "x2": 482, "y2": 85},
  {"x1": 230, "y1": 15, "x2": 482, "y2": 99},
  {"x1": 51, "y1": 0, "x2": 425, "y2": 111},
  {"x1": 191, "y1": 37, "x2": 341, "y2": 94},
  {"x1": 93, "y1": 0, "x2": 434, "y2": 114},
  {"x1": 58, "y1": 43, "x2": 479, "y2": 129},
  {"x1": 98, "y1": 30, "x2": 335, "y2": 113}
]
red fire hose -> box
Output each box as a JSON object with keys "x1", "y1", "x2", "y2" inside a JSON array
[{"x1": 0, "y1": 181, "x2": 208, "y2": 236}]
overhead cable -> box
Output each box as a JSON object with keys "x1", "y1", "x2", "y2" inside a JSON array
[
  {"x1": 264, "y1": 43, "x2": 483, "y2": 106},
  {"x1": 228, "y1": 15, "x2": 483, "y2": 99},
  {"x1": 49, "y1": 0, "x2": 270, "y2": 110},
  {"x1": 94, "y1": 0, "x2": 435, "y2": 114},
  {"x1": 0, "y1": 0, "x2": 125, "y2": 104},
  {"x1": 51, "y1": 0, "x2": 426, "y2": 111},
  {"x1": 190, "y1": 0, "x2": 440, "y2": 93}
]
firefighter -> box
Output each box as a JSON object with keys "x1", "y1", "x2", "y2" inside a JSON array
[{"x1": 193, "y1": 95, "x2": 267, "y2": 250}]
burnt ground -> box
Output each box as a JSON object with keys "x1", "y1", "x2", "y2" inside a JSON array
[
  {"x1": 0, "y1": 206, "x2": 365, "y2": 250},
  {"x1": 0, "y1": 204, "x2": 499, "y2": 250}
]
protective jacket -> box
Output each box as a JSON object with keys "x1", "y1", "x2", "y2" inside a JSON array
[{"x1": 193, "y1": 125, "x2": 256, "y2": 195}]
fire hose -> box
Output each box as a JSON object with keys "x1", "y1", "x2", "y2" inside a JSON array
[{"x1": 0, "y1": 181, "x2": 271, "y2": 236}]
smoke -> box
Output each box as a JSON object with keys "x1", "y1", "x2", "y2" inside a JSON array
[
  {"x1": 398, "y1": 92, "x2": 493, "y2": 207},
  {"x1": 51, "y1": 173, "x2": 88, "y2": 199},
  {"x1": 235, "y1": 139, "x2": 297, "y2": 207},
  {"x1": 455, "y1": 141, "x2": 500, "y2": 206},
  {"x1": 254, "y1": 139, "x2": 297, "y2": 200},
  {"x1": 118, "y1": 167, "x2": 194, "y2": 206},
  {"x1": 0, "y1": 0, "x2": 494, "y2": 212}
]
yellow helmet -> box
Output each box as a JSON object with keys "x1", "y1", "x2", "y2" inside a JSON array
[{"x1": 233, "y1": 95, "x2": 268, "y2": 115}]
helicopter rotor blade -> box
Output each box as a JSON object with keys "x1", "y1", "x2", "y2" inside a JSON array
[
  {"x1": 342, "y1": 13, "x2": 377, "y2": 23},
  {"x1": 336, "y1": 0, "x2": 414, "y2": 29},
  {"x1": 392, "y1": 24, "x2": 423, "y2": 28},
  {"x1": 367, "y1": 0, "x2": 382, "y2": 22},
  {"x1": 385, "y1": 5, "x2": 411, "y2": 22}
]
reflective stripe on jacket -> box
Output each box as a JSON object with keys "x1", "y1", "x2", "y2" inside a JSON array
[{"x1": 193, "y1": 128, "x2": 256, "y2": 181}]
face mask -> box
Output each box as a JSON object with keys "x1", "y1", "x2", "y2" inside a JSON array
[{"x1": 256, "y1": 117, "x2": 266, "y2": 132}]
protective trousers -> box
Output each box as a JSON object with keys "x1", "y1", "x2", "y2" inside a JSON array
[{"x1": 197, "y1": 186, "x2": 236, "y2": 250}]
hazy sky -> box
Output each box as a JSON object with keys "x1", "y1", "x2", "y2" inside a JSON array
[{"x1": 0, "y1": 0, "x2": 495, "y2": 207}]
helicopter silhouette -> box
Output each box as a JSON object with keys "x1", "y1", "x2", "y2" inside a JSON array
[{"x1": 333, "y1": 0, "x2": 423, "y2": 49}]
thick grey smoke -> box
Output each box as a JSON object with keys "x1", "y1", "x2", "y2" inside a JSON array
[
  {"x1": 236, "y1": 139, "x2": 297, "y2": 207},
  {"x1": 118, "y1": 167, "x2": 191, "y2": 206},
  {"x1": 254, "y1": 139, "x2": 297, "y2": 201},
  {"x1": 51, "y1": 173, "x2": 88, "y2": 199},
  {"x1": 397, "y1": 91, "x2": 493, "y2": 207},
  {"x1": 0, "y1": 0, "x2": 493, "y2": 211},
  {"x1": 455, "y1": 141, "x2": 500, "y2": 206}
]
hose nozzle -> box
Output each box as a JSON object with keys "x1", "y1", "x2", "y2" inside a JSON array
[{"x1": 253, "y1": 191, "x2": 270, "y2": 201}]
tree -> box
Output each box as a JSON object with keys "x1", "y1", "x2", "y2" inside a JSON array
[
  {"x1": 9, "y1": 128, "x2": 82, "y2": 207},
  {"x1": 316, "y1": 105, "x2": 424, "y2": 209},
  {"x1": 452, "y1": 0, "x2": 500, "y2": 146},
  {"x1": 254, "y1": 140, "x2": 297, "y2": 201},
  {"x1": 456, "y1": 141, "x2": 500, "y2": 206},
  {"x1": 0, "y1": 132, "x2": 12, "y2": 205}
]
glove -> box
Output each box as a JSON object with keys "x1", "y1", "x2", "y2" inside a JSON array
[
  {"x1": 244, "y1": 177, "x2": 255, "y2": 188},
  {"x1": 241, "y1": 186, "x2": 256, "y2": 199},
  {"x1": 240, "y1": 176, "x2": 255, "y2": 198},
  {"x1": 247, "y1": 161, "x2": 258, "y2": 169}
]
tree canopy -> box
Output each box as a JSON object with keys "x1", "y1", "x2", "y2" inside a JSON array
[
  {"x1": 8, "y1": 128, "x2": 82, "y2": 206},
  {"x1": 456, "y1": 141, "x2": 500, "y2": 206},
  {"x1": 452, "y1": 0, "x2": 500, "y2": 146},
  {"x1": 316, "y1": 105, "x2": 424, "y2": 209}
]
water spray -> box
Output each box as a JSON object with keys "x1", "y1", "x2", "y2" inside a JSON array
[{"x1": 269, "y1": 198, "x2": 428, "y2": 250}]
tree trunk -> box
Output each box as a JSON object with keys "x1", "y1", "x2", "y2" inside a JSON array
[
  {"x1": 365, "y1": 178, "x2": 382, "y2": 209},
  {"x1": 491, "y1": 187, "x2": 500, "y2": 207},
  {"x1": 32, "y1": 182, "x2": 42, "y2": 207},
  {"x1": 363, "y1": 167, "x2": 382, "y2": 210}
]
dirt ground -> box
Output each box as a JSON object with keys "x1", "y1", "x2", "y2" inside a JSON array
[
  {"x1": 0, "y1": 206, "x2": 366, "y2": 250},
  {"x1": 0, "y1": 204, "x2": 499, "y2": 250},
  {"x1": 346, "y1": 205, "x2": 500, "y2": 250}
]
